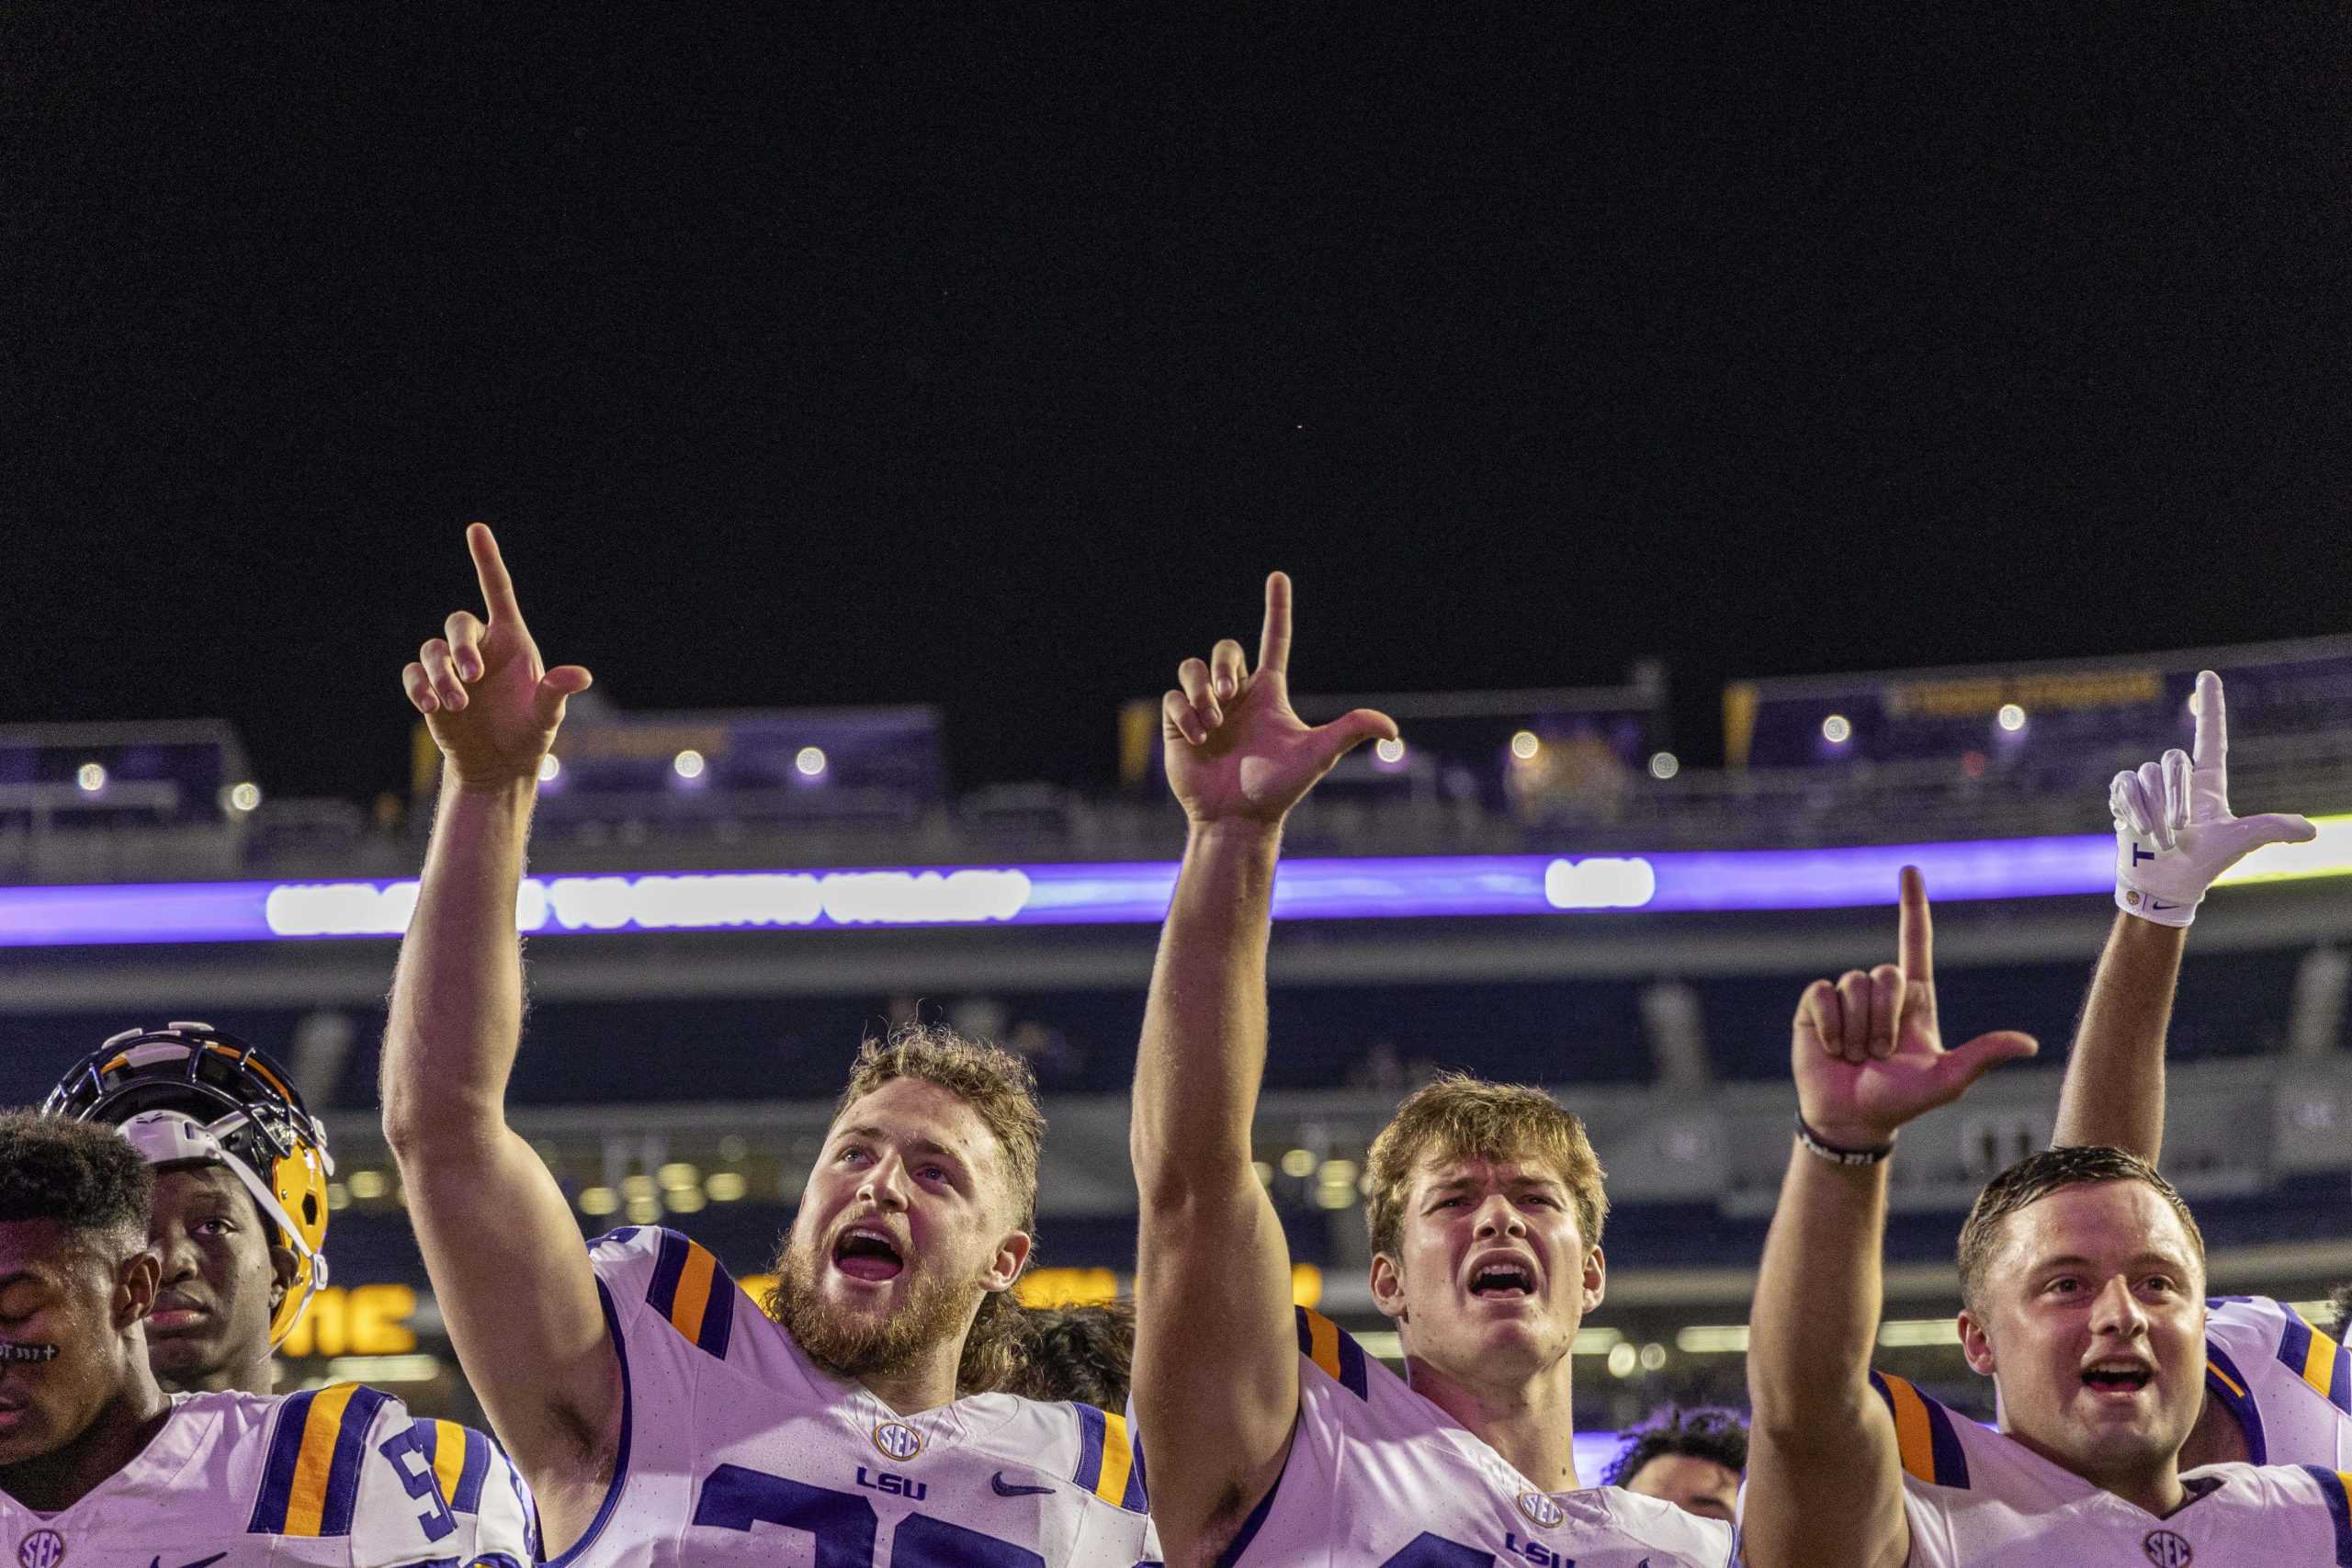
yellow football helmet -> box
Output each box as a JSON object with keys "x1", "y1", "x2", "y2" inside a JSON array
[{"x1": 45, "y1": 1022, "x2": 334, "y2": 1348}]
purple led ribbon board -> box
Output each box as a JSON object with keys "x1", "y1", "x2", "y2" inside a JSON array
[{"x1": 0, "y1": 835, "x2": 2120, "y2": 947}]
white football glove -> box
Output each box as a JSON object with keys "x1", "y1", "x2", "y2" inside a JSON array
[{"x1": 2109, "y1": 669, "x2": 2314, "y2": 927}]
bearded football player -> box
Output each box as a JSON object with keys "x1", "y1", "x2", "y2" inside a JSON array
[
  {"x1": 379, "y1": 525, "x2": 1159, "y2": 1567},
  {"x1": 1127, "y1": 573, "x2": 1733, "y2": 1567}
]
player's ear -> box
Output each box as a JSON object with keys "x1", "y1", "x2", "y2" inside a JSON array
[
  {"x1": 1578, "y1": 1245, "x2": 1605, "y2": 1314},
  {"x1": 267, "y1": 1241, "x2": 300, "y2": 1303},
  {"x1": 1369, "y1": 1253, "x2": 1408, "y2": 1323},
  {"x1": 981, "y1": 1228, "x2": 1032, "y2": 1293},
  {"x1": 1956, "y1": 1308, "x2": 1995, "y2": 1376},
  {"x1": 116, "y1": 1244, "x2": 162, "y2": 1331}
]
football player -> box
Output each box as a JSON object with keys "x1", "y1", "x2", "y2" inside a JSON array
[
  {"x1": 1739, "y1": 868, "x2": 2352, "y2": 1568},
  {"x1": 0, "y1": 1111, "x2": 527, "y2": 1567},
  {"x1": 1601, "y1": 1405, "x2": 1746, "y2": 1524},
  {"x1": 42, "y1": 1025, "x2": 538, "y2": 1551},
  {"x1": 2050, "y1": 667, "x2": 2348, "y2": 1468},
  {"x1": 1129, "y1": 574, "x2": 1734, "y2": 1566},
  {"x1": 379, "y1": 525, "x2": 1159, "y2": 1567}
]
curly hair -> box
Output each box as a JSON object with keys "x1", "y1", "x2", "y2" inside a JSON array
[
  {"x1": 0, "y1": 1111, "x2": 152, "y2": 1249},
  {"x1": 998, "y1": 1300, "x2": 1136, "y2": 1410},
  {"x1": 1602, "y1": 1404, "x2": 1749, "y2": 1488},
  {"x1": 836, "y1": 1023, "x2": 1048, "y2": 1396}
]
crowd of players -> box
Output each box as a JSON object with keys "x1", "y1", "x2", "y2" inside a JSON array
[{"x1": 2, "y1": 524, "x2": 2348, "y2": 1565}]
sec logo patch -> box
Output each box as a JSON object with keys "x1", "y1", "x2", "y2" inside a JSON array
[
  {"x1": 1515, "y1": 1491, "x2": 1566, "y2": 1530},
  {"x1": 870, "y1": 1419, "x2": 924, "y2": 1462},
  {"x1": 2142, "y1": 1529, "x2": 2192, "y2": 1568},
  {"x1": 17, "y1": 1531, "x2": 63, "y2": 1568}
]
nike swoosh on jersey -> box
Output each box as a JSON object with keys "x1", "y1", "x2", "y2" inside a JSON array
[
  {"x1": 147, "y1": 1553, "x2": 229, "y2": 1568},
  {"x1": 991, "y1": 1472, "x2": 1055, "y2": 1497}
]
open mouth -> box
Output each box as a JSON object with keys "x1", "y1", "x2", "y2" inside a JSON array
[
  {"x1": 831, "y1": 1226, "x2": 906, "y2": 1283},
  {"x1": 2080, "y1": 1360, "x2": 2154, "y2": 1395},
  {"x1": 1467, "y1": 1261, "x2": 1536, "y2": 1299}
]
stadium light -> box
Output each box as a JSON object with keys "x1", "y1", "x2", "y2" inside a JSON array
[
  {"x1": 795, "y1": 746, "x2": 828, "y2": 778},
  {"x1": 1509, "y1": 730, "x2": 1541, "y2": 761},
  {"x1": 1996, "y1": 703, "x2": 2027, "y2": 732},
  {"x1": 537, "y1": 754, "x2": 562, "y2": 784},
  {"x1": 76, "y1": 762, "x2": 107, "y2": 793},
  {"x1": 1373, "y1": 737, "x2": 1407, "y2": 766},
  {"x1": 1647, "y1": 751, "x2": 1679, "y2": 780},
  {"x1": 672, "y1": 749, "x2": 706, "y2": 780},
  {"x1": 227, "y1": 781, "x2": 262, "y2": 813},
  {"x1": 1821, "y1": 714, "x2": 1851, "y2": 745},
  {"x1": 704, "y1": 1171, "x2": 748, "y2": 1202}
]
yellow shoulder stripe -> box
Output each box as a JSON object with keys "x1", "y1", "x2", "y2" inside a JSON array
[
  {"x1": 1879, "y1": 1373, "x2": 1939, "y2": 1487},
  {"x1": 669, "y1": 1241, "x2": 718, "y2": 1343},
  {"x1": 1092, "y1": 1412, "x2": 1135, "y2": 1507},
  {"x1": 284, "y1": 1382, "x2": 362, "y2": 1538},
  {"x1": 1305, "y1": 1310, "x2": 1344, "y2": 1384}
]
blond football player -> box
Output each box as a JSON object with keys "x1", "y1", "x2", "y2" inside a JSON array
[
  {"x1": 1129, "y1": 574, "x2": 1733, "y2": 1567},
  {"x1": 1740, "y1": 867, "x2": 2352, "y2": 1568},
  {"x1": 379, "y1": 526, "x2": 1158, "y2": 1567}
]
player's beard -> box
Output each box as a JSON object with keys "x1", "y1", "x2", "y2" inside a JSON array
[{"x1": 763, "y1": 1232, "x2": 982, "y2": 1382}]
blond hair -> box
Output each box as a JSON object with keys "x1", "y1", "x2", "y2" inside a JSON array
[
  {"x1": 834, "y1": 1022, "x2": 1047, "y2": 1393},
  {"x1": 1363, "y1": 1073, "x2": 1608, "y2": 1260}
]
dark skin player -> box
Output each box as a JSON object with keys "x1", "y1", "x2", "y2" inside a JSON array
[
  {"x1": 0, "y1": 1118, "x2": 168, "y2": 1513},
  {"x1": 142, "y1": 1161, "x2": 299, "y2": 1395}
]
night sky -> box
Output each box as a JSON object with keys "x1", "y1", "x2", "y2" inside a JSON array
[{"x1": 13, "y1": 11, "x2": 2350, "y2": 806}]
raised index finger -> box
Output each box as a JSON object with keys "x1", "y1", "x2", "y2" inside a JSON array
[
  {"x1": 2191, "y1": 669, "x2": 2225, "y2": 769},
  {"x1": 1256, "y1": 570, "x2": 1294, "y2": 678},
  {"x1": 1897, "y1": 864, "x2": 1934, "y2": 986},
  {"x1": 468, "y1": 523, "x2": 526, "y2": 623}
]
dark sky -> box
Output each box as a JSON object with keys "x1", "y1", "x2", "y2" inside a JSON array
[{"x1": 12, "y1": 10, "x2": 2350, "y2": 805}]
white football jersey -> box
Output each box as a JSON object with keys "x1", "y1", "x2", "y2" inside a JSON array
[
  {"x1": 2204, "y1": 1293, "x2": 2352, "y2": 1467},
  {"x1": 1868, "y1": 1370, "x2": 2352, "y2": 1566},
  {"x1": 550, "y1": 1225, "x2": 1159, "y2": 1568},
  {"x1": 1182, "y1": 1306, "x2": 1732, "y2": 1567},
  {"x1": 0, "y1": 1383, "x2": 533, "y2": 1568}
]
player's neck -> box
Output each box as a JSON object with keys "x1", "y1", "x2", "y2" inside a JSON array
[
  {"x1": 1404, "y1": 1351, "x2": 1580, "y2": 1492},
  {"x1": 855, "y1": 1347, "x2": 964, "y2": 1416},
  {"x1": 2011, "y1": 1426, "x2": 2187, "y2": 1519},
  {"x1": 158, "y1": 1351, "x2": 274, "y2": 1399},
  {"x1": 2175, "y1": 1391, "x2": 2249, "y2": 1470},
  {"x1": 0, "y1": 1370, "x2": 172, "y2": 1513}
]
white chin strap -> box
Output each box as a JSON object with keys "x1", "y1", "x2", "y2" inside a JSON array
[{"x1": 116, "y1": 1110, "x2": 331, "y2": 1337}]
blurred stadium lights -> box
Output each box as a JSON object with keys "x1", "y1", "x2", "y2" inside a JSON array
[
  {"x1": 1725, "y1": 633, "x2": 2352, "y2": 769},
  {"x1": 672, "y1": 749, "x2": 706, "y2": 780},
  {"x1": 0, "y1": 720, "x2": 257, "y2": 836},
  {"x1": 9, "y1": 818, "x2": 2352, "y2": 946}
]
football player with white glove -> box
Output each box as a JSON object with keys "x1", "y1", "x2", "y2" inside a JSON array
[
  {"x1": 2057, "y1": 668, "x2": 2346, "y2": 1472},
  {"x1": 2108, "y1": 669, "x2": 2314, "y2": 926}
]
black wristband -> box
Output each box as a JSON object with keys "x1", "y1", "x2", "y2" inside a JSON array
[{"x1": 1794, "y1": 1111, "x2": 1895, "y2": 1167}]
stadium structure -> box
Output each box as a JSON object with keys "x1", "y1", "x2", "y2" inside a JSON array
[{"x1": 5, "y1": 633, "x2": 2348, "y2": 1465}]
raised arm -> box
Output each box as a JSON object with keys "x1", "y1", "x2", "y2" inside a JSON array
[
  {"x1": 377, "y1": 525, "x2": 612, "y2": 1552},
  {"x1": 1743, "y1": 869, "x2": 2039, "y2": 1568},
  {"x1": 1128, "y1": 574, "x2": 1394, "y2": 1563},
  {"x1": 2053, "y1": 671, "x2": 2312, "y2": 1157}
]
